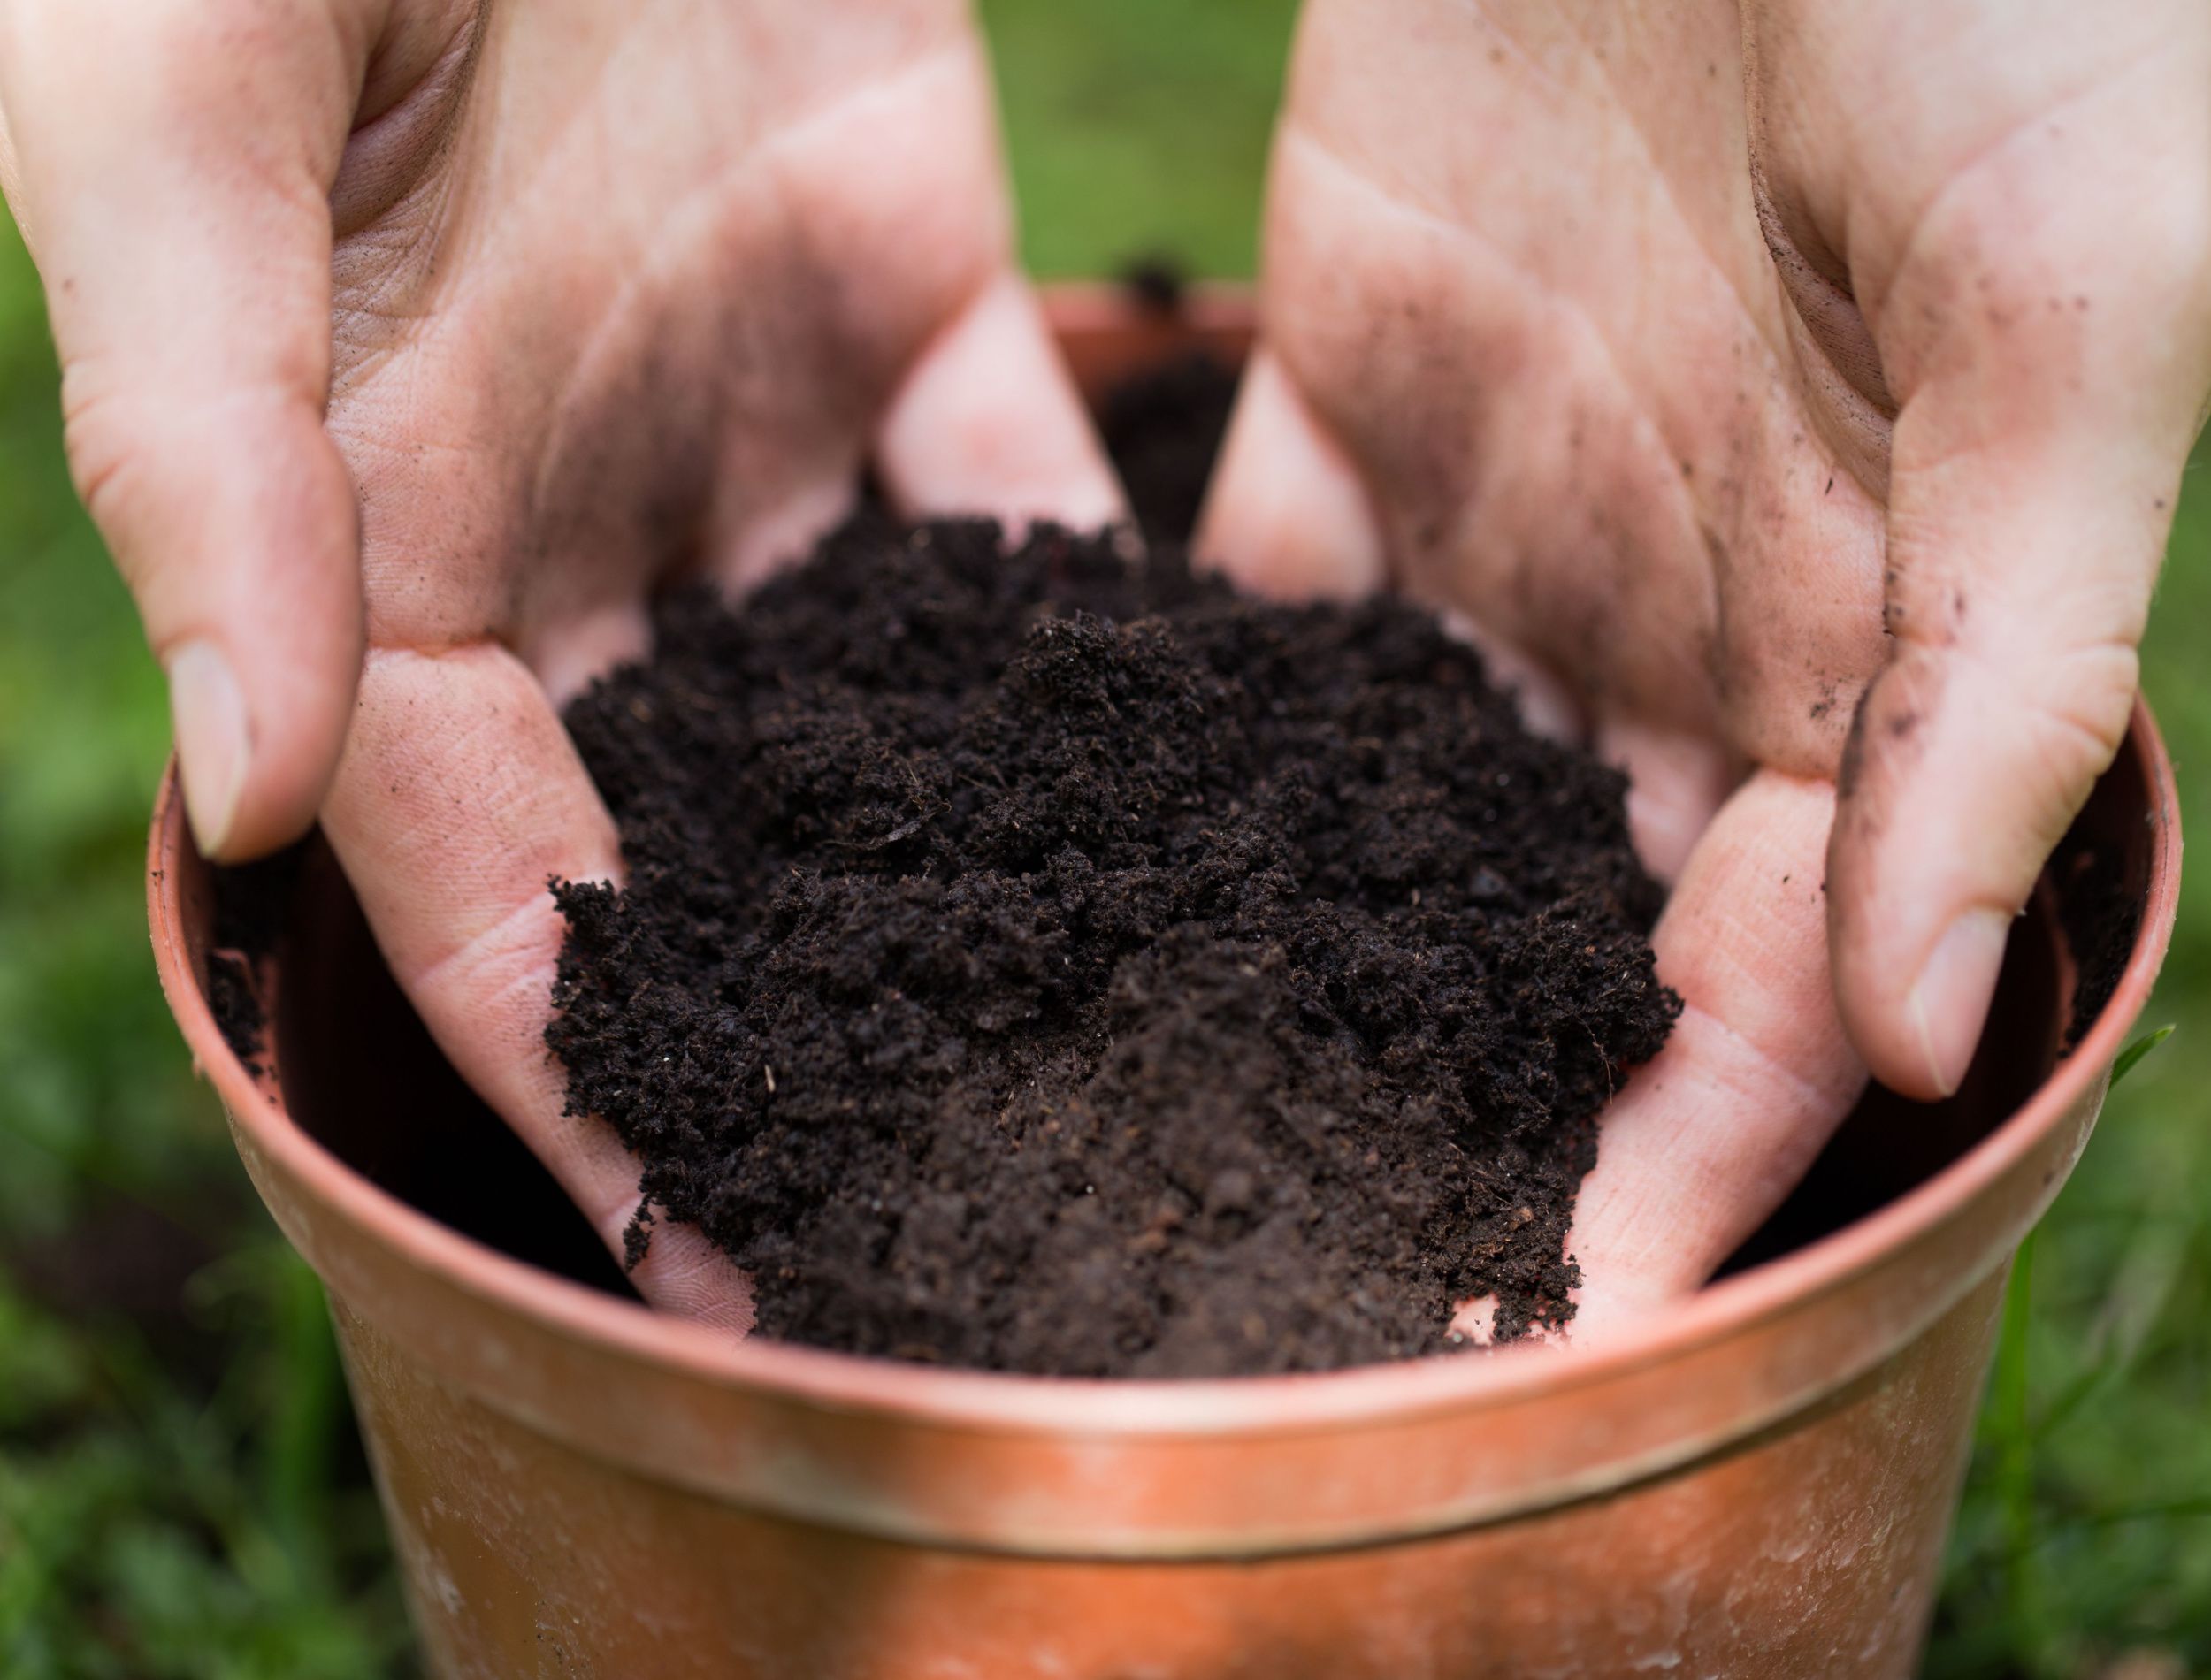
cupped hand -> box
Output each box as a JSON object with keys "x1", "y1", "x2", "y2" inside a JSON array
[
  {"x1": 1205, "y1": 0, "x2": 2211, "y2": 1335},
  {"x1": 0, "y1": 0, "x2": 1120, "y2": 1322}
]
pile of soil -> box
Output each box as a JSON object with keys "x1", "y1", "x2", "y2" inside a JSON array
[{"x1": 549, "y1": 508, "x2": 1679, "y2": 1377}]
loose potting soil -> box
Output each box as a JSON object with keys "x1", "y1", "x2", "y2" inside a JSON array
[{"x1": 548, "y1": 488, "x2": 1681, "y2": 1376}]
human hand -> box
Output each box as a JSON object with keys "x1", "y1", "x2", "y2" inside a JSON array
[
  {"x1": 1205, "y1": 0, "x2": 2211, "y2": 1335},
  {"x1": 0, "y1": 0, "x2": 1120, "y2": 1322}
]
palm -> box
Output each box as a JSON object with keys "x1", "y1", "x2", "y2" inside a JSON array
[
  {"x1": 289, "y1": 0, "x2": 1129, "y2": 1317},
  {"x1": 0, "y1": 0, "x2": 1119, "y2": 1318},
  {"x1": 329, "y1": 0, "x2": 1034, "y2": 686},
  {"x1": 1209, "y1": 0, "x2": 2211, "y2": 1331},
  {"x1": 1236, "y1": 0, "x2": 2206, "y2": 844},
  {"x1": 1270, "y1": 0, "x2": 1881, "y2": 825}
]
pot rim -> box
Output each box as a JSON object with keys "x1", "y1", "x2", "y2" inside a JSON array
[{"x1": 146, "y1": 697, "x2": 2179, "y2": 1440}]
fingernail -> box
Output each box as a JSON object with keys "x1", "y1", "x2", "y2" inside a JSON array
[
  {"x1": 1908, "y1": 907, "x2": 2013, "y2": 1098},
  {"x1": 165, "y1": 639, "x2": 249, "y2": 858}
]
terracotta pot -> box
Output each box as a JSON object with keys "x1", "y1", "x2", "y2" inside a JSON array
[{"x1": 149, "y1": 286, "x2": 2181, "y2": 1679}]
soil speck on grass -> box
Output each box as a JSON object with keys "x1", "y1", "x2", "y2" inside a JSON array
[
  {"x1": 1118, "y1": 253, "x2": 1188, "y2": 316},
  {"x1": 549, "y1": 513, "x2": 1679, "y2": 1377}
]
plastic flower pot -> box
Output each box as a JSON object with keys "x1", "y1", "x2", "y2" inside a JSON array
[{"x1": 149, "y1": 286, "x2": 2180, "y2": 1680}]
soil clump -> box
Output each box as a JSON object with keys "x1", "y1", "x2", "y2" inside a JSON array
[{"x1": 550, "y1": 507, "x2": 1679, "y2": 1376}]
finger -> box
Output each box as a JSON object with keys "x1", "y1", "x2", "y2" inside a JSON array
[
  {"x1": 1569, "y1": 772, "x2": 1867, "y2": 1340},
  {"x1": 526, "y1": 599, "x2": 657, "y2": 714},
  {"x1": 1592, "y1": 714, "x2": 1742, "y2": 886},
  {"x1": 0, "y1": 91, "x2": 20, "y2": 218},
  {"x1": 874, "y1": 271, "x2": 1125, "y2": 534},
  {"x1": 1440, "y1": 607, "x2": 1587, "y2": 746},
  {"x1": 321, "y1": 643, "x2": 751, "y2": 1330},
  {"x1": 0, "y1": 0, "x2": 373, "y2": 859},
  {"x1": 1196, "y1": 347, "x2": 1388, "y2": 600},
  {"x1": 1828, "y1": 80, "x2": 2211, "y2": 1100}
]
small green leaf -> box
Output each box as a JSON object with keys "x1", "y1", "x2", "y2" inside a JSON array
[{"x1": 2109, "y1": 1024, "x2": 2175, "y2": 1089}]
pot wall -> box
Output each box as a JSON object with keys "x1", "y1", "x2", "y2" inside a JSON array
[
  {"x1": 337, "y1": 1273, "x2": 2003, "y2": 1679},
  {"x1": 149, "y1": 287, "x2": 2180, "y2": 1680}
]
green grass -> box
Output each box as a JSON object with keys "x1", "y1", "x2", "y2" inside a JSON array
[
  {"x1": 0, "y1": 165, "x2": 402, "y2": 1680},
  {"x1": 1927, "y1": 448, "x2": 2211, "y2": 1676},
  {"x1": 1, "y1": 3, "x2": 2207, "y2": 1673},
  {"x1": 983, "y1": 0, "x2": 1297, "y2": 278}
]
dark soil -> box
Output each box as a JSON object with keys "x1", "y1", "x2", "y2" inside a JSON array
[
  {"x1": 1094, "y1": 253, "x2": 1239, "y2": 543},
  {"x1": 548, "y1": 508, "x2": 1679, "y2": 1377},
  {"x1": 1117, "y1": 253, "x2": 1189, "y2": 316},
  {"x1": 1098, "y1": 352, "x2": 1240, "y2": 543},
  {"x1": 2054, "y1": 830, "x2": 2141, "y2": 1050},
  {"x1": 206, "y1": 844, "x2": 303, "y2": 1077}
]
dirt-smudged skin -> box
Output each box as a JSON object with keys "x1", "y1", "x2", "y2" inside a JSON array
[{"x1": 549, "y1": 519, "x2": 1677, "y2": 1377}]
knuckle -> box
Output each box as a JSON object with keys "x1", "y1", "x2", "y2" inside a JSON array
[
  {"x1": 2029, "y1": 638, "x2": 2139, "y2": 762},
  {"x1": 1992, "y1": 639, "x2": 2138, "y2": 844},
  {"x1": 58, "y1": 373, "x2": 157, "y2": 562}
]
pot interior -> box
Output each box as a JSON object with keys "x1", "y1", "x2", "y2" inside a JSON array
[{"x1": 246, "y1": 314, "x2": 2152, "y2": 1321}]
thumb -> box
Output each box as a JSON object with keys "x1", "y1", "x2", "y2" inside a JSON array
[
  {"x1": 1828, "y1": 435, "x2": 2175, "y2": 1099},
  {"x1": 1197, "y1": 347, "x2": 1389, "y2": 601},
  {"x1": 0, "y1": 0, "x2": 372, "y2": 859},
  {"x1": 1828, "y1": 151, "x2": 2211, "y2": 1098},
  {"x1": 874, "y1": 271, "x2": 1126, "y2": 535}
]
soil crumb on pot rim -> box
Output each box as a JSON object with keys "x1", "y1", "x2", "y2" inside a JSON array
[{"x1": 548, "y1": 516, "x2": 1679, "y2": 1378}]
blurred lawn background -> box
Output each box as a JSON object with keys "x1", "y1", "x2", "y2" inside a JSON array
[{"x1": 1, "y1": 3, "x2": 2207, "y2": 1675}]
